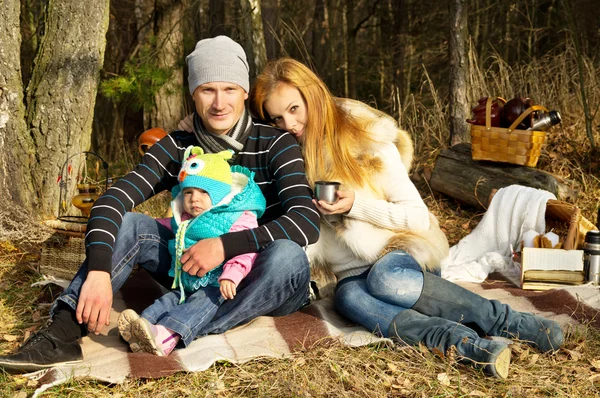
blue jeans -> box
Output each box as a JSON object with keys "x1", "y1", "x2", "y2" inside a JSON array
[
  {"x1": 55, "y1": 212, "x2": 311, "y2": 341},
  {"x1": 334, "y1": 250, "x2": 439, "y2": 337},
  {"x1": 141, "y1": 286, "x2": 225, "y2": 347}
]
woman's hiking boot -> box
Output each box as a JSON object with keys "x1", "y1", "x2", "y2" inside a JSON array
[
  {"x1": 388, "y1": 309, "x2": 511, "y2": 378},
  {"x1": 412, "y1": 272, "x2": 564, "y2": 353}
]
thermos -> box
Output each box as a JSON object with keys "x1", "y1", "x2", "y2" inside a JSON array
[
  {"x1": 584, "y1": 230, "x2": 600, "y2": 285},
  {"x1": 527, "y1": 110, "x2": 562, "y2": 131}
]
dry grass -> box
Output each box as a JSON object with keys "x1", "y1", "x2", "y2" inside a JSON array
[
  {"x1": 1, "y1": 249, "x2": 600, "y2": 398},
  {"x1": 2, "y1": 46, "x2": 600, "y2": 397}
]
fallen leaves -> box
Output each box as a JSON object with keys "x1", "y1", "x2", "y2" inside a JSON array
[{"x1": 437, "y1": 372, "x2": 451, "y2": 386}]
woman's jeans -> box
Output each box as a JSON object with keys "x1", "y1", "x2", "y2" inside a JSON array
[
  {"x1": 335, "y1": 250, "x2": 438, "y2": 337},
  {"x1": 55, "y1": 212, "x2": 310, "y2": 343}
]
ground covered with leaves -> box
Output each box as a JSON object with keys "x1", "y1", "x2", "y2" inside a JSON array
[{"x1": 2, "y1": 209, "x2": 600, "y2": 397}]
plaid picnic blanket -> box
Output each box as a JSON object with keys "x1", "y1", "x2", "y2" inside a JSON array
[{"x1": 25, "y1": 269, "x2": 600, "y2": 397}]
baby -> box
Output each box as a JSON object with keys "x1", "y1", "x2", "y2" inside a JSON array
[{"x1": 118, "y1": 146, "x2": 266, "y2": 356}]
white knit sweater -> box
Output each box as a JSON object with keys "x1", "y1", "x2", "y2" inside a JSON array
[{"x1": 307, "y1": 100, "x2": 449, "y2": 282}]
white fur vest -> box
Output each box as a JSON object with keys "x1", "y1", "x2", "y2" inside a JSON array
[{"x1": 307, "y1": 99, "x2": 449, "y2": 285}]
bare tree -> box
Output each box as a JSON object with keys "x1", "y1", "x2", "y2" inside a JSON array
[
  {"x1": 0, "y1": 0, "x2": 35, "y2": 208},
  {"x1": 209, "y1": 0, "x2": 226, "y2": 36},
  {"x1": 448, "y1": 0, "x2": 470, "y2": 145},
  {"x1": 237, "y1": 0, "x2": 268, "y2": 82},
  {"x1": 345, "y1": 0, "x2": 357, "y2": 99},
  {"x1": 312, "y1": 0, "x2": 329, "y2": 75},
  {"x1": 152, "y1": 0, "x2": 185, "y2": 132},
  {"x1": 262, "y1": 0, "x2": 281, "y2": 59},
  {"x1": 24, "y1": 0, "x2": 110, "y2": 215}
]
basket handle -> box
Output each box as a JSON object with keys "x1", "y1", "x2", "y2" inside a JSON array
[
  {"x1": 485, "y1": 97, "x2": 506, "y2": 129},
  {"x1": 507, "y1": 104, "x2": 549, "y2": 131},
  {"x1": 563, "y1": 208, "x2": 581, "y2": 250}
]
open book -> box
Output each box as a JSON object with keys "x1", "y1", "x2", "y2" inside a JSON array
[{"x1": 520, "y1": 248, "x2": 585, "y2": 291}]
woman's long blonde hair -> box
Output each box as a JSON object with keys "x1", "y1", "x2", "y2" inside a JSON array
[{"x1": 250, "y1": 58, "x2": 374, "y2": 188}]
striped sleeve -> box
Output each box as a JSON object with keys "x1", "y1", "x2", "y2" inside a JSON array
[
  {"x1": 220, "y1": 132, "x2": 320, "y2": 259},
  {"x1": 85, "y1": 132, "x2": 192, "y2": 272}
]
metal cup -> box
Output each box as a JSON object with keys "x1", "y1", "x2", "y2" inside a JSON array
[{"x1": 314, "y1": 181, "x2": 342, "y2": 224}]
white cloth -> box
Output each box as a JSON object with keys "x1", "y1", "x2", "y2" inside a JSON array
[{"x1": 441, "y1": 185, "x2": 556, "y2": 282}]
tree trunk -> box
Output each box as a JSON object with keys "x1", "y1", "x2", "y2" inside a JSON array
[
  {"x1": 503, "y1": 2, "x2": 513, "y2": 62},
  {"x1": 392, "y1": 0, "x2": 410, "y2": 107},
  {"x1": 93, "y1": 0, "x2": 139, "y2": 161},
  {"x1": 134, "y1": 0, "x2": 154, "y2": 131},
  {"x1": 152, "y1": 0, "x2": 184, "y2": 132},
  {"x1": 477, "y1": 0, "x2": 491, "y2": 66},
  {"x1": 448, "y1": 0, "x2": 469, "y2": 145},
  {"x1": 341, "y1": 1, "x2": 349, "y2": 97},
  {"x1": 261, "y1": 0, "x2": 281, "y2": 60},
  {"x1": 345, "y1": 0, "x2": 357, "y2": 99},
  {"x1": 135, "y1": 0, "x2": 154, "y2": 46},
  {"x1": 430, "y1": 143, "x2": 577, "y2": 209},
  {"x1": 237, "y1": 0, "x2": 268, "y2": 83},
  {"x1": 311, "y1": 0, "x2": 328, "y2": 75},
  {"x1": 378, "y1": 1, "x2": 392, "y2": 107},
  {"x1": 209, "y1": 0, "x2": 226, "y2": 36},
  {"x1": 92, "y1": 95, "x2": 126, "y2": 161},
  {"x1": 25, "y1": 0, "x2": 110, "y2": 216},
  {"x1": 327, "y1": 0, "x2": 341, "y2": 94},
  {"x1": 0, "y1": 0, "x2": 36, "y2": 208}
]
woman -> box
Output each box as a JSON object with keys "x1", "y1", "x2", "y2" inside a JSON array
[{"x1": 248, "y1": 58, "x2": 563, "y2": 378}]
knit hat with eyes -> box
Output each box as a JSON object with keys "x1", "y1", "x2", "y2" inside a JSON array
[{"x1": 178, "y1": 146, "x2": 233, "y2": 205}]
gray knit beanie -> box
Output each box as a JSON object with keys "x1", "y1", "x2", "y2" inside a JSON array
[{"x1": 186, "y1": 36, "x2": 250, "y2": 95}]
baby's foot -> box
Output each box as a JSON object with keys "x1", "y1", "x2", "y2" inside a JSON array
[
  {"x1": 117, "y1": 309, "x2": 140, "y2": 343},
  {"x1": 131, "y1": 318, "x2": 179, "y2": 356}
]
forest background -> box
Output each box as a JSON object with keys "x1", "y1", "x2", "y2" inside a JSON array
[
  {"x1": 2, "y1": 0, "x2": 600, "y2": 222},
  {"x1": 1, "y1": 0, "x2": 600, "y2": 396}
]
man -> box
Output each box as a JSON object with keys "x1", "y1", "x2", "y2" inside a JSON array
[{"x1": 0, "y1": 36, "x2": 320, "y2": 372}]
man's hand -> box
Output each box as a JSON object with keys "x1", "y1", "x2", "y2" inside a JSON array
[
  {"x1": 76, "y1": 270, "x2": 113, "y2": 335},
  {"x1": 178, "y1": 113, "x2": 194, "y2": 132},
  {"x1": 181, "y1": 238, "x2": 225, "y2": 277},
  {"x1": 219, "y1": 279, "x2": 237, "y2": 300},
  {"x1": 313, "y1": 190, "x2": 355, "y2": 215}
]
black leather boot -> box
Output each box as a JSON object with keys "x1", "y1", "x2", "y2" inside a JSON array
[
  {"x1": 0, "y1": 305, "x2": 84, "y2": 372},
  {"x1": 412, "y1": 272, "x2": 563, "y2": 353},
  {"x1": 389, "y1": 309, "x2": 511, "y2": 378},
  {"x1": 0, "y1": 329, "x2": 82, "y2": 372}
]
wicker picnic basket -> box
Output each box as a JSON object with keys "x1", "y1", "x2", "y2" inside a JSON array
[
  {"x1": 545, "y1": 200, "x2": 596, "y2": 250},
  {"x1": 470, "y1": 97, "x2": 547, "y2": 167},
  {"x1": 40, "y1": 236, "x2": 85, "y2": 280}
]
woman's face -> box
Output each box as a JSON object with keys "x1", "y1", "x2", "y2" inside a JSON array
[{"x1": 263, "y1": 83, "x2": 308, "y2": 142}]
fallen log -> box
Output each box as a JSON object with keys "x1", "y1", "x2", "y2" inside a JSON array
[{"x1": 429, "y1": 143, "x2": 577, "y2": 209}]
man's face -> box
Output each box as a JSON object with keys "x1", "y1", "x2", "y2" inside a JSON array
[{"x1": 193, "y1": 82, "x2": 249, "y2": 135}]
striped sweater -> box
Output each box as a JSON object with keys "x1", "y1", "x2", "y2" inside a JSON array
[{"x1": 85, "y1": 122, "x2": 320, "y2": 273}]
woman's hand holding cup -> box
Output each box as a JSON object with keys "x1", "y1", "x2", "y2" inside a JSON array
[
  {"x1": 313, "y1": 181, "x2": 354, "y2": 223},
  {"x1": 313, "y1": 190, "x2": 355, "y2": 214}
]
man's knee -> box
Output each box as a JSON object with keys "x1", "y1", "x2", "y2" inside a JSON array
[
  {"x1": 120, "y1": 212, "x2": 149, "y2": 233},
  {"x1": 256, "y1": 240, "x2": 309, "y2": 283},
  {"x1": 115, "y1": 212, "x2": 166, "y2": 244}
]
